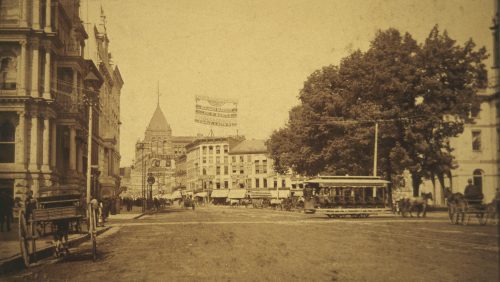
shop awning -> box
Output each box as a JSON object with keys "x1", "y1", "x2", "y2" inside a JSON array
[
  {"x1": 270, "y1": 190, "x2": 290, "y2": 199},
  {"x1": 211, "y1": 189, "x2": 229, "y2": 198},
  {"x1": 195, "y1": 192, "x2": 208, "y2": 198},
  {"x1": 228, "y1": 189, "x2": 247, "y2": 199},
  {"x1": 171, "y1": 190, "x2": 183, "y2": 199},
  {"x1": 305, "y1": 176, "x2": 390, "y2": 187},
  {"x1": 291, "y1": 190, "x2": 303, "y2": 197},
  {"x1": 248, "y1": 190, "x2": 272, "y2": 199}
]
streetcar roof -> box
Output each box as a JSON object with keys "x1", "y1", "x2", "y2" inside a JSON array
[{"x1": 305, "y1": 176, "x2": 389, "y2": 187}]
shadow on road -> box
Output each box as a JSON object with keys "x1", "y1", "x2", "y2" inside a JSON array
[
  {"x1": 60, "y1": 249, "x2": 111, "y2": 263},
  {"x1": 153, "y1": 208, "x2": 198, "y2": 215}
]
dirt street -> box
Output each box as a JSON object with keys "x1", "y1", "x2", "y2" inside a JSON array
[{"x1": 2, "y1": 206, "x2": 499, "y2": 282}]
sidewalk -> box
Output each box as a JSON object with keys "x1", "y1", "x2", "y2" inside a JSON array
[
  {"x1": 0, "y1": 219, "x2": 110, "y2": 274},
  {"x1": 110, "y1": 205, "x2": 148, "y2": 220}
]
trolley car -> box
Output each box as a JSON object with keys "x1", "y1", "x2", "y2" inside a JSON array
[
  {"x1": 303, "y1": 176, "x2": 391, "y2": 218},
  {"x1": 18, "y1": 192, "x2": 98, "y2": 267}
]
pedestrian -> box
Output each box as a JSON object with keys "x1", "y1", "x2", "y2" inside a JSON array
[
  {"x1": 0, "y1": 191, "x2": 13, "y2": 232},
  {"x1": 25, "y1": 190, "x2": 36, "y2": 221},
  {"x1": 464, "y1": 178, "x2": 483, "y2": 202},
  {"x1": 90, "y1": 198, "x2": 99, "y2": 228},
  {"x1": 153, "y1": 197, "x2": 159, "y2": 211},
  {"x1": 98, "y1": 201, "x2": 104, "y2": 227}
]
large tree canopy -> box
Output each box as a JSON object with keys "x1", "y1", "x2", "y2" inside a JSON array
[{"x1": 268, "y1": 26, "x2": 488, "y2": 197}]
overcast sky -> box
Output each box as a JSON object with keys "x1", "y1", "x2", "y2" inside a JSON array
[{"x1": 92, "y1": 0, "x2": 495, "y2": 165}]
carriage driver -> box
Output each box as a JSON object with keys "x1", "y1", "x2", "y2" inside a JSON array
[{"x1": 464, "y1": 178, "x2": 483, "y2": 202}]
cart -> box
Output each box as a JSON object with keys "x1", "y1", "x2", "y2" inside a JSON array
[
  {"x1": 448, "y1": 199, "x2": 488, "y2": 225},
  {"x1": 18, "y1": 193, "x2": 99, "y2": 267}
]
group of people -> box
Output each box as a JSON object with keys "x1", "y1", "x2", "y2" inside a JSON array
[
  {"x1": 463, "y1": 179, "x2": 484, "y2": 202},
  {"x1": 121, "y1": 196, "x2": 173, "y2": 212}
]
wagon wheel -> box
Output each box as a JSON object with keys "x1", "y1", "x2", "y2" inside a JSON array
[{"x1": 18, "y1": 210, "x2": 32, "y2": 267}]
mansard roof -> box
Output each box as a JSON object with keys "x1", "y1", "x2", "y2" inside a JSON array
[{"x1": 229, "y1": 139, "x2": 267, "y2": 155}]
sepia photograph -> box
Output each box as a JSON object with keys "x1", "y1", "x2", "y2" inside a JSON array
[{"x1": 0, "y1": 0, "x2": 499, "y2": 281}]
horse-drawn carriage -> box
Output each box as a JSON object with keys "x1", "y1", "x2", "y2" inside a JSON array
[
  {"x1": 445, "y1": 188, "x2": 495, "y2": 225},
  {"x1": 18, "y1": 192, "x2": 99, "y2": 266},
  {"x1": 448, "y1": 200, "x2": 491, "y2": 225}
]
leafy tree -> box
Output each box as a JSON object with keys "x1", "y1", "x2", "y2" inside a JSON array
[{"x1": 268, "y1": 26, "x2": 488, "y2": 200}]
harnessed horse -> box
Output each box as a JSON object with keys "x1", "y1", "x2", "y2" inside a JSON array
[{"x1": 401, "y1": 192, "x2": 433, "y2": 218}]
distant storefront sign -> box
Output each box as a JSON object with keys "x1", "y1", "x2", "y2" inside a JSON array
[{"x1": 194, "y1": 95, "x2": 238, "y2": 127}]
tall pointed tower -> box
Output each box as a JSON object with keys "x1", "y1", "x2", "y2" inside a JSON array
[{"x1": 145, "y1": 104, "x2": 172, "y2": 142}]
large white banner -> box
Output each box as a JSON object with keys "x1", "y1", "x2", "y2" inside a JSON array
[{"x1": 195, "y1": 95, "x2": 238, "y2": 127}]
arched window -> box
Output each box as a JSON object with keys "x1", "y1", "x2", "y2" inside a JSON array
[
  {"x1": 473, "y1": 169, "x2": 483, "y2": 193},
  {"x1": 0, "y1": 119, "x2": 15, "y2": 163},
  {"x1": 0, "y1": 53, "x2": 17, "y2": 90}
]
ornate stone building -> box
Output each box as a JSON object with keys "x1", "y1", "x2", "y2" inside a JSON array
[
  {"x1": 82, "y1": 5, "x2": 124, "y2": 200},
  {"x1": 0, "y1": 1, "x2": 122, "y2": 202}
]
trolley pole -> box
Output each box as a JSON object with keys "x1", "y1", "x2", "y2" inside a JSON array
[
  {"x1": 141, "y1": 146, "x2": 145, "y2": 212},
  {"x1": 86, "y1": 104, "x2": 93, "y2": 205},
  {"x1": 373, "y1": 122, "x2": 378, "y2": 199},
  {"x1": 373, "y1": 122, "x2": 378, "y2": 177}
]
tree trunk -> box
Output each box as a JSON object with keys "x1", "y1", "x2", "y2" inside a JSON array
[
  {"x1": 446, "y1": 170, "x2": 453, "y2": 192},
  {"x1": 430, "y1": 172, "x2": 436, "y2": 205},
  {"x1": 411, "y1": 172, "x2": 422, "y2": 197},
  {"x1": 437, "y1": 172, "x2": 446, "y2": 205}
]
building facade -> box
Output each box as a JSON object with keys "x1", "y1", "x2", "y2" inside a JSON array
[
  {"x1": 84, "y1": 9, "x2": 124, "y2": 200},
  {"x1": 183, "y1": 138, "x2": 292, "y2": 193},
  {"x1": 185, "y1": 137, "x2": 237, "y2": 192},
  {"x1": 0, "y1": 1, "x2": 122, "y2": 203},
  {"x1": 229, "y1": 139, "x2": 292, "y2": 191}
]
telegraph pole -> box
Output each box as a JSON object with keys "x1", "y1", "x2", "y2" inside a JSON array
[
  {"x1": 86, "y1": 102, "x2": 93, "y2": 204},
  {"x1": 373, "y1": 122, "x2": 378, "y2": 200},
  {"x1": 373, "y1": 122, "x2": 378, "y2": 177}
]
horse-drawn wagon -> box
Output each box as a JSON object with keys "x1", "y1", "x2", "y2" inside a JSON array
[{"x1": 18, "y1": 192, "x2": 99, "y2": 266}]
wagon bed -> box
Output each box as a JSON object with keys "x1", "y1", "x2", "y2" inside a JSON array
[{"x1": 32, "y1": 206, "x2": 83, "y2": 222}]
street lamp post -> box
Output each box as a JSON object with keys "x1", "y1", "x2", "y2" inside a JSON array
[{"x1": 136, "y1": 142, "x2": 146, "y2": 212}]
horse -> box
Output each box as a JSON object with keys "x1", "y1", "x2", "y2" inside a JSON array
[
  {"x1": 400, "y1": 192, "x2": 433, "y2": 218},
  {"x1": 443, "y1": 188, "x2": 467, "y2": 224}
]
